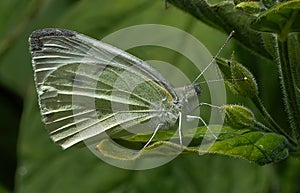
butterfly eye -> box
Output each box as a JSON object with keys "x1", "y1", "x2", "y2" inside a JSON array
[{"x1": 193, "y1": 84, "x2": 202, "y2": 96}]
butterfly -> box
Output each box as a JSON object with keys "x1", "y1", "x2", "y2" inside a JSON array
[{"x1": 29, "y1": 28, "x2": 233, "y2": 150}]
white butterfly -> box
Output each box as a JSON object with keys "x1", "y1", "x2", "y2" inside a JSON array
[{"x1": 29, "y1": 28, "x2": 233, "y2": 150}]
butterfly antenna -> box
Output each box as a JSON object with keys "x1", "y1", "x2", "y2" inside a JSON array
[
  {"x1": 197, "y1": 77, "x2": 247, "y2": 84},
  {"x1": 192, "y1": 30, "x2": 235, "y2": 84}
]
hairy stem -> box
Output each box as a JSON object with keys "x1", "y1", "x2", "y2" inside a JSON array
[
  {"x1": 276, "y1": 37, "x2": 300, "y2": 145},
  {"x1": 252, "y1": 95, "x2": 297, "y2": 146}
]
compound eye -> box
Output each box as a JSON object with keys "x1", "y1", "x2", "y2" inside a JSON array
[{"x1": 194, "y1": 84, "x2": 202, "y2": 95}]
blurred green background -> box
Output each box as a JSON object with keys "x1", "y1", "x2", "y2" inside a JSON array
[{"x1": 1, "y1": 0, "x2": 300, "y2": 193}]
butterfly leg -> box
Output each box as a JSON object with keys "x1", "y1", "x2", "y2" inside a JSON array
[
  {"x1": 199, "y1": 102, "x2": 220, "y2": 109},
  {"x1": 186, "y1": 115, "x2": 217, "y2": 140},
  {"x1": 142, "y1": 123, "x2": 164, "y2": 149},
  {"x1": 190, "y1": 102, "x2": 220, "y2": 113},
  {"x1": 178, "y1": 112, "x2": 183, "y2": 146}
]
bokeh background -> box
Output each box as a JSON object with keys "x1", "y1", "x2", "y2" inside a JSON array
[{"x1": 1, "y1": 0, "x2": 300, "y2": 193}]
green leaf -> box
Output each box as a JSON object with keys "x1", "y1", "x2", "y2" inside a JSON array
[
  {"x1": 251, "y1": 0, "x2": 300, "y2": 40},
  {"x1": 96, "y1": 126, "x2": 288, "y2": 165},
  {"x1": 235, "y1": 2, "x2": 261, "y2": 15},
  {"x1": 167, "y1": 0, "x2": 273, "y2": 60},
  {"x1": 206, "y1": 131, "x2": 288, "y2": 165}
]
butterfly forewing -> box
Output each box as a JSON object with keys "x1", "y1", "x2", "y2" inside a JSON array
[{"x1": 30, "y1": 29, "x2": 178, "y2": 149}]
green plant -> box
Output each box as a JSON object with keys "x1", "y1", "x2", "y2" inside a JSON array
[{"x1": 146, "y1": 0, "x2": 299, "y2": 164}]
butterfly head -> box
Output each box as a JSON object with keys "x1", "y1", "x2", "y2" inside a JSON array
[
  {"x1": 174, "y1": 83, "x2": 201, "y2": 105},
  {"x1": 193, "y1": 83, "x2": 202, "y2": 96}
]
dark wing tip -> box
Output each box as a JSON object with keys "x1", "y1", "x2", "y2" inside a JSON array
[{"x1": 29, "y1": 28, "x2": 76, "y2": 51}]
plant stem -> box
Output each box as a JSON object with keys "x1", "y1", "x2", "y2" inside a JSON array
[
  {"x1": 276, "y1": 37, "x2": 300, "y2": 145},
  {"x1": 252, "y1": 95, "x2": 297, "y2": 146},
  {"x1": 254, "y1": 120, "x2": 272, "y2": 132}
]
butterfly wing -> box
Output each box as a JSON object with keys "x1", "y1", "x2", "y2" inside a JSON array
[{"x1": 29, "y1": 28, "x2": 178, "y2": 149}]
